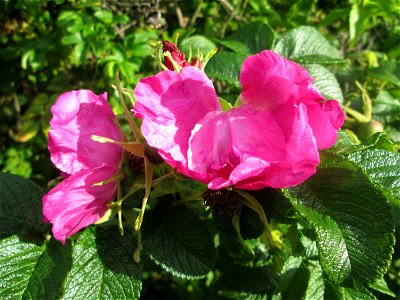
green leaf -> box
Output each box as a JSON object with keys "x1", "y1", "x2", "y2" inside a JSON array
[
  {"x1": 303, "y1": 64, "x2": 344, "y2": 102},
  {"x1": 180, "y1": 35, "x2": 216, "y2": 58},
  {"x1": 0, "y1": 173, "x2": 49, "y2": 239},
  {"x1": 23, "y1": 239, "x2": 72, "y2": 299},
  {"x1": 326, "y1": 279, "x2": 377, "y2": 300},
  {"x1": 57, "y1": 11, "x2": 83, "y2": 33},
  {"x1": 304, "y1": 263, "x2": 324, "y2": 300},
  {"x1": 369, "y1": 277, "x2": 396, "y2": 297},
  {"x1": 205, "y1": 52, "x2": 246, "y2": 87},
  {"x1": 142, "y1": 203, "x2": 216, "y2": 279},
  {"x1": 94, "y1": 9, "x2": 113, "y2": 24},
  {"x1": 368, "y1": 60, "x2": 400, "y2": 86},
  {"x1": 280, "y1": 256, "x2": 309, "y2": 299},
  {"x1": 63, "y1": 227, "x2": 142, "y2": 299},
  {"x1": 347, "y1": 149, "x2": 400, "y2": 206},
  {"x1": 275, "y1": 26, "x2": 341, "y2": 63},
  {"x1": 0, "y1": 235, "x2": 45, "y2": 299},
  {"x1": 219, "y1": 21, "x2": 276, "y2": 55},
  {"x1": 373, "y1": 90, "x2": 400, "y2": 122},
  {"x1": 0, "y1": 235, "x2": 71, "y2": 300},
  {"x1": 284, "y1": 155, "x2": 395, "y2": 285},
  {"x1": 214, "y1": 264, "x2": 278, "y2": 298},
  {"x1": 61, "y1": 33, "x2": 82, "y2": 45}
]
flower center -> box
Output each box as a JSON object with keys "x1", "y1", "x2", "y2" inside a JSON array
[{"x1": 202, "y1": 188, "x2": 241, "y2": 216}]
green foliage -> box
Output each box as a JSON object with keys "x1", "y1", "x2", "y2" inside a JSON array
[
  {"x1": 218, "y1": 21, "x2": 276, "y2": 56},
  {"x1": 0, "y1": 173, "x2": 49, "y2": 239},
  {"x1": 63, "y1": 227, "x2": 141, "y2": 299},
  {"x1": 284, "y1": 155, "x2": 395, "y2": 285},
  {"x1": 205, "y1": 52, "x2": 246, "y2": 87},
  {"x1": 142, "y1": 203, "x2": 217, "y2": 279},
  {"x1": 274, "y1": 26, "x2": 343, "y2": 64}
]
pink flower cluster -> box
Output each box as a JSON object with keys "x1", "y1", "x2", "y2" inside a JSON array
[
  {"x1": 43, "y1": 50, "x2": 344, "y2": 242},
  {"x1": 133, "y1": 50, "x2": 345, "y2": 190},
  {"x1": 43, "y1": 90, "x2": 123, "y2": 243}
]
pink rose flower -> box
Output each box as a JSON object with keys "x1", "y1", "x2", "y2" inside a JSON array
[
  {"x1": 43, "y1": 90, "x2": 123, "y2": 243},
  {"x1": 133, "y1": 50, "x2": 345, "y2": 190}
]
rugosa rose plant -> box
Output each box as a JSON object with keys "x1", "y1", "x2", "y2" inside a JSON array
[
  {"x1": 42, "y1": 90, "x2": 123, "y2": 242},
  {"x1": 133, "y1": 50, "x2": 345, "y2": 190},
  {"x1": 1, "y1": 25, "x2": 398, "y2": 300}
]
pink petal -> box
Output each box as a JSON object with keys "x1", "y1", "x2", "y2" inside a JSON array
[
  {"x1": 240, "y1": 50, "x2": 321, "y2": 110},
  {"x1": 42, "y1": 165, "x2": 118, "y2": 243},
  {"x1": 305, "y1": 99, "x2": 346, "y2": 149},
  {"x1": 133, "y1": 66, "x2": 221, "y2": 177},
  {"x1": 187, "y1": 103, "x2": 319, "y2": 190},
  {"x1": 188, "y1": 105, "x2": 287, "y2": 189},
  {"x1": 267, "y1": 102, "x2": 320, "y2": 188},
  {"x1": 48, "y1": 90, "x2": 122, "y2": 175}
]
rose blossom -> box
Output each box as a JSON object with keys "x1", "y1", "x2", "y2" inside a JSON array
[
  {"x1": 133, "y1": 50, "x2": 345, "y2": 190},
  {"x1": 43, "y1": 90, "x2": 123, "y2": 243}
]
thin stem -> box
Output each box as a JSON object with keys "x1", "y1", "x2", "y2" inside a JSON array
[
  {"x1": 135, "y1": 158, "x2": 153, "y2": 231},
  {"x1": 152, "y1": 172, "x2": 174, "y2": 186},
  {"x1": 115, "y1": 71, "x2": 142, "y2": 141},
  {"x1": 235, "y1": 189, "x2": 275, "y2": 247},
  {"x1": 133, "y1": 229, "x2": 141, "y2": 264},
  {"x1": 117, "y1": 180, "x2": 124, "y2": 235}
]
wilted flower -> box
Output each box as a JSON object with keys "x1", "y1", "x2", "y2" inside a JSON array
[
  {"x1": 43, "y1": 90, "x2": 123, "y2": 243},
  {"x1": 133, "y1": 50, "x2": 345, "y2": 190}
]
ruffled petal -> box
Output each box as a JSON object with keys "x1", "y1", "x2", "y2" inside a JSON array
[
  {"x1": 268, "y1": 102, "x2": 320, "y2": 187},
  {"x1": 48, "y1": 90, "x2": 122, "y2": 175},
  {"x1": 187, "y1": 102, "x2": 319, "y2": 190},
  {"x1": 305, "y1": 99, "x2": 346, "y2": 149},
  {"x1": 240, "y1": 50, "x2": 321, "y2": 110},
  {"x1": 134, "y1": 66, "x2": 221, "y2": 176},
  {"x1": 42, "y1": 165, "x2": 118, "y2": 243},
  {"x1": 188, "y1": 105, "x2": 287, "y2": 189}
]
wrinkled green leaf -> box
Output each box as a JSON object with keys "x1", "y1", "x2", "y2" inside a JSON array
[
  {"x1": 303, "y1": 64, "x2": 344, "y2": 102},
  {"x1": 205, "y1": 52, "x2": 246, "y2": 87},
  {"x1": 284, "y1": 155, "x2": 395, "y2": 285},
  {"x1": 0, "y1": 236, "x2": 71, "y2": 300},
  {"x1": 23, "y1": 239, "x2": 72, "y2": 299},
  {"x1": 280, "y1": 256, "x2": 309, "y2": 299},
  {"x1": 275, "y1": 26, "x2": 341, "y2": 63},
  {"x1": 304, "y1": 263, "x2": 324, "y2": 300},
  {"x1": 0, "y1": 173, "x2": 49, "y2": 239},
  {"x1": 369, "y1": 277, "x2": 396, "y2": 297},
  {"x1": 142, "y1": 203, "x2": 216, "y2": 279},
  {"x1": 0, "y1": 235, "x2": 46, "y2": 299},
  {"x1": 63, "y1": 227, "x2": 141, "y2": 299},
  {"x1": 348, "y1": 149, "x2": 400, "y2": 206},
  {"x1": 219, "y1": 21, "x2": 275, "y2": 55}
]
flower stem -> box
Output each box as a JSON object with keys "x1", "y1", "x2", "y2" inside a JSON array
[
  {"x1": 235, "y1": 189, "x2": 275, "y2": 247},
  {"x1": 135, "y1": 158, "x2": 153, "y2": 231},
  {"x1": 115, "y1": 71, "x2": 142, "y2": 141}
]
